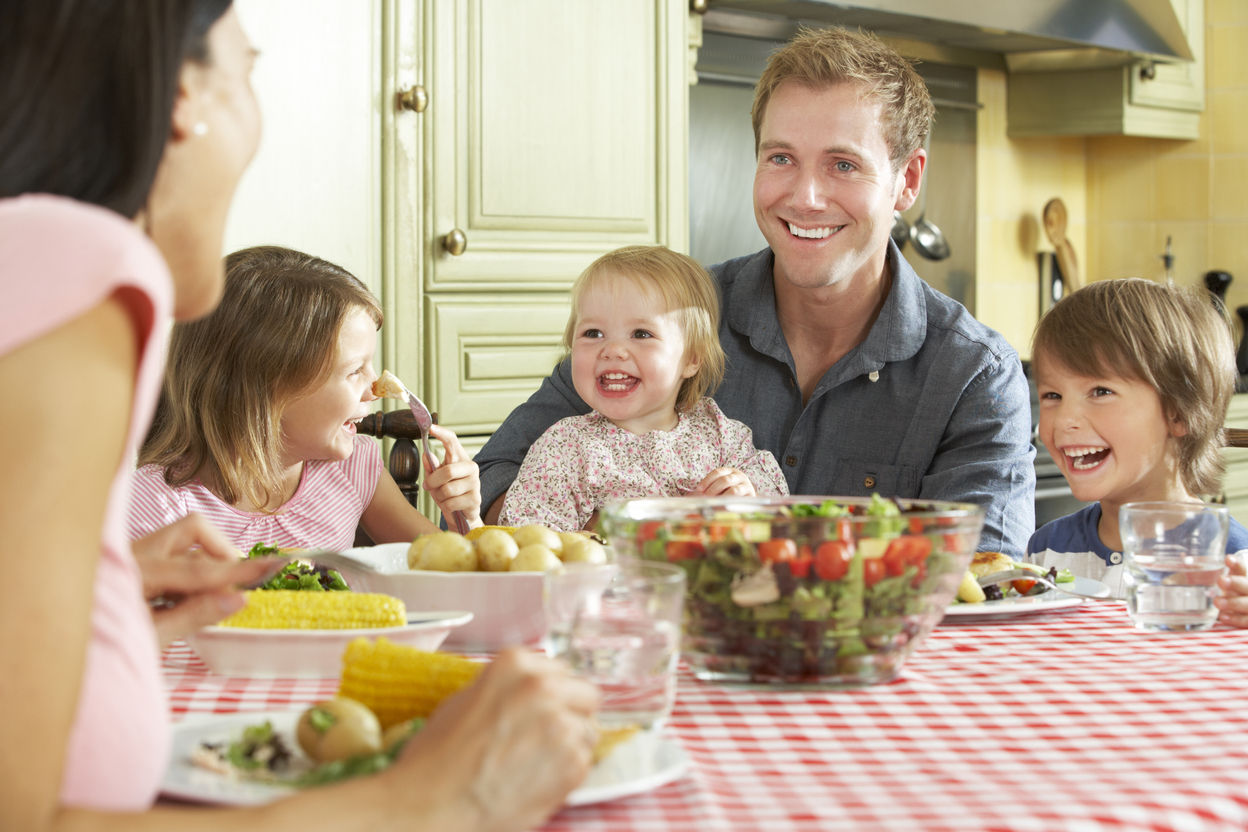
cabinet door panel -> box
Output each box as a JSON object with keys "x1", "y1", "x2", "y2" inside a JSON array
[
  {"x1": 425, "y1": 295, "x2": 573, "y2": 433},
  {"x1": 428, "y1": 0, "x2": 671, "y2": 289}
]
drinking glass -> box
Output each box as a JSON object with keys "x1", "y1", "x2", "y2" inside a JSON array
[
  {"x1": 1120, "y1": 501, "x2": 1229, "y2": 632},
  {"x1": 544, "y1": 560, "x2": 685, "y2": 729}
]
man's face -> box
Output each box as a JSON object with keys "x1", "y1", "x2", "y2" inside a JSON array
[{"x1": 752, "y1": 80, "x2": 918, "y2": 293}]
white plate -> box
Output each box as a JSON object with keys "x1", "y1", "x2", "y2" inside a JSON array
[
  {"x1": 318, "y1": 544, "x2": 547, "y2": 653},
  {"x1": 160, "y1": 711, "x2": 688, "y2": 807},
  {"x1": 185, "y1": 611, "x2": 473, "y2": 677},
  {"x1": 943, "y1": 576, "x2": 1112, "y2": 620}
]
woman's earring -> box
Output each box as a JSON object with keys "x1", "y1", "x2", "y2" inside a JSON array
[{"x1": 192, "y1": 122, "x2": 209, "y2": 137}]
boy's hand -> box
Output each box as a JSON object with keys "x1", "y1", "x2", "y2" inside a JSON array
[
  {"x1": 690, "y1": 467, "x2": 757, "y2": 498},
  {"x1": 1215, "y1": 553, "x2": 1248, "y2": 628}
]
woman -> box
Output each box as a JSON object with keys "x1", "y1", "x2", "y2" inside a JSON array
[{"x1": 0, "y1": 3, "x2": 598, "y2": 830}]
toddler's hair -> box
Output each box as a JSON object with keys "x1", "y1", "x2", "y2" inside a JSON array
[
  {"x1": 564, "y1": 245, "x2": 725, "y2": 413},
  {"x1": 1032, "y1": 277, "x2": 1237, "y2": 496},
  {"x1": 141, "y1": 245, "x2": 382, "y2": 510},
  {"x1": 751, "y1": 26, "x2": 934, "y2": 172}
]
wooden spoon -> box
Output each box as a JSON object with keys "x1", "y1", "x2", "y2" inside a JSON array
[{"x1": 1043, "y1": 198, "x2": 1080, "y2": 291}]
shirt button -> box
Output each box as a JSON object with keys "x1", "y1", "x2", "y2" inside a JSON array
[
  {"x1": 868, "y1": 370, "x2": 879, "y2": 382},
  {"x1": 864, "y1": 475, "x2": 876, "y2": 488},
  {"x1": 785, "y1": 455, "x2": 798, "y2": 466},
  {"x1": 1110, "y1": 552, "x2": 1122, "y2": 564}
]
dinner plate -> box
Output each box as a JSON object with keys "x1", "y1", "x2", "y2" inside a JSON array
[
  {"x1": 185, "y1": 610, "x2": 473, "y2": 677},
  {"x1": 942, "y1": 576, "x2": 1112, "y2": 620},
  {"x1": 160, "y1": 711, "x2": 689, "y2": 807}
]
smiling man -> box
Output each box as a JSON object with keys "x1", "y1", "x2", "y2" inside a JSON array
[{"x1": 476, "y1": 26, "x2": 1035, "y2": 555}]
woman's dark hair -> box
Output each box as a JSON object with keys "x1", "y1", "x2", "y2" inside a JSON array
[{"x1": 0, "y1": 0, "x2": 233, "y2": 218}]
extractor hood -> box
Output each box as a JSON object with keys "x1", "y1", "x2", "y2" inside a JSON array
[{"x1": 703, "y1": 0, "x2": 1194, "y2": 71}]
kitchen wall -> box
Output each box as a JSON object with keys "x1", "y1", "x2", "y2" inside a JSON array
[
  {"x1": 975, "y1": 71, "x2": 1086, "y2": 358},
  {"x1": 1085, "y1": 0, "x2": 1248, "y2": 318},
  {"x1": 979, "y1": 0, "x2": 1247, "y2": 358}
]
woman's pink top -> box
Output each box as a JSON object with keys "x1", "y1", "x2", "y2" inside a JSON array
[
  {"x1": 500, "y1": 397, "x2": 789, "y2": 531},
  {"x1": 127, "y1": 435, "x2": 383, "y2": 551},
  {"x1": 0, "y1": 195, "x2": 172, "y2": 810}
]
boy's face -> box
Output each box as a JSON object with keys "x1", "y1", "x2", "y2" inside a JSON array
[
  {"x1": 569, "y1": 274, "x2": 699, "y2": 435},
  {"x1": 1034, "y1": 357, "x2": 1189, "y2": 512}
]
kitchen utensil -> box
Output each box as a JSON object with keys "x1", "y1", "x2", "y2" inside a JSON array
[
  {"x1": 975, "y1": 569, "x2": 1111, "y2": 600},
  {"x1": 1042, "y1": 198, "x2": 1080, "y2": 291},
  {"x1": 1161, "y1": 235, "x2": 1175, "y2": 284},
  {"x1": 1237, "y1": 306, "x2": 1248, "y2": 376},
  {"x1": 376, "y1": 371, "x2": 471, "y2": 534},
  {"x1": 405, "y1": 391, "x2": 471, "y2": 534},
  {"x1": 908, "y1": 136, "x2": 950, "y2": 261},
  {"x1": 1205, "y1": 270, "x2": 1232, "y2": 309},
  {"x1": 890, "y1": 210, "x2": 909, "y2": 251}
]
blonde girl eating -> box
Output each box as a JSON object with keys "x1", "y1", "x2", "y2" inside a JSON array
[
  {"x1": 128, "y1": 245, "x2": 482, "y2": 550},
  {"x1": 500, "y1": 245, "x2": 787, "y2": 531}
]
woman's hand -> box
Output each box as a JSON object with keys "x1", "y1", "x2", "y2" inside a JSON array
[
  {"x1": 690, "y1": 467, "x2": 757, "y2": 498},
  {"x1": 425, "y1": 423, "x2": 483, "y2": 529},
  {"x1": 1216, "y1": 553, "x2": 1248, "y2": 628},
  {"x1": 131, "y1": 513, "x2": 285, "y2": 646},
  {"x1": 386, "y1": 649, "x2": 600, "y2": 832}
]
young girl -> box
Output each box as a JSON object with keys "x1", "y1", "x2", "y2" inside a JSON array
[
  {"x1": 1028, "y1": 278, "x2": 1248, "y2": 599},
  {"x1": 499, "y1": 245, "x2": 787, "y2": 531},
  {"x1": 128, "y1": 245, "x2": 482, "y2": 550}
]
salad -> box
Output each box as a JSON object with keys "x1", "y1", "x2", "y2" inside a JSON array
[
  {"x1": 622, "y1": 495, "x2": 977, "y2": 684},
  {"x1": 246, "y1": 543, "x2": 350, "y2": 591}
]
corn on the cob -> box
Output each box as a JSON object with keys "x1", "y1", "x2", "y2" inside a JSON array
[
  {"x1": 338, "y1": 637, "x2": 483, "y2": 728},
  {"x1": 218, "y1": 590, "x2": 406, "y2": 630}
]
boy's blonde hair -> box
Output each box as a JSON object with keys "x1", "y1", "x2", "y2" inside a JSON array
[
  {"x1": 564, "y1": 245, "x2": 725, "y2": 413},
  {"x1": 1032, "y1": 278, "x2": 1237, "y2": 497},
  {"x1": 751, "y1": 26, "x2": 935, "y2": 172},
  {"x1": 141, "y1": 245, "x2": 382, "y2": 511}
]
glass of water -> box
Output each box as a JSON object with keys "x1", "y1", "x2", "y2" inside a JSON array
[
  {"x1": 1120, "y1": 501, "x2": 1230, "y2": 632},
  {"x1": 544, "y1": 560, "x2": 685, "y2": 729}
]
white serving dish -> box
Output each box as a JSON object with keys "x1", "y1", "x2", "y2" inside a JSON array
[
  {"x1": 186, "y1": 610, "x2": 473, "y2": 677},
  {"x1": 317, "y1": 544, "x2": 547, "y2": 653}
]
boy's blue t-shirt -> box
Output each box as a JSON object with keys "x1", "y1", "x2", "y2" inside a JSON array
[{"x1": 1026, "y1": 503, "x2": 1248, "y2": 599}]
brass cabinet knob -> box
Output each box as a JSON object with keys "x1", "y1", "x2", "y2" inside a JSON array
[
  {"x1": 443, "y1": 228, "x2": 467, "y2": 256},
  {"x1": 690, "y1": 0, "x2": 708, "y2": 13},
  {"x1": 396, "y1": 85, "x2": 428, "y2": 113}
]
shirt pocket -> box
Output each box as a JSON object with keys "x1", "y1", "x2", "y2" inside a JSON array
[{"x1": 825, "y1": 459, "x2": 922, "y2": 498}]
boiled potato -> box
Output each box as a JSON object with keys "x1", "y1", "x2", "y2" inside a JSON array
[
  {"x1": 407, "y1": 534, "x2": 433, "y2": 569},
  {"x1": 475, "y1": 528, "x2": 520, "y2": 572},
  {"x1": 296, "y1": 697, "x2": 382, "y2": 763},
  {"x1": 559, "y1": 534, "x2": 607, "y2": 565},
  {"x1": 511, "y1": 524, "x2": 563, "y2": 555},
  {"x1": 415, "y1": 531, "x2": 477, "y2": 572},
  {"x1": 510, "y1": 543, "x2": 564, "y2": 573}
]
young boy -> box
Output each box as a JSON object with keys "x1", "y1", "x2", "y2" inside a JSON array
[{"x1": 1027, "y1": 278, "x2": 1248, "y2": 602}]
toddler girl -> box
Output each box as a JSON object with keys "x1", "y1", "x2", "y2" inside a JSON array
[
  {"x1": 499, "y1": 245, "x2": 787, "y2": 531},
  {"x1": 1028, "y1": 278, "x2": 1248, "y2": 599},
  {"x1": 128, "y1": 245, "x2": 481, "y2": 550}
]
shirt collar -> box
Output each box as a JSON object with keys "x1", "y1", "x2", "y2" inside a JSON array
[{"x1": 724, "y1": 241, "x2": 929, "y2": 371}]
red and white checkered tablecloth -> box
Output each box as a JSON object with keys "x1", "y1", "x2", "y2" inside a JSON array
[{"x1": 164, "y1": 602, "x2": 1248, "y2": 831}]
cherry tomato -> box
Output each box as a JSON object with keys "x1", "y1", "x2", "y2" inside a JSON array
[
  {"x1": 707, "y1": 522, "x2": 732, "y2": 542},
  {"x1": 883, "y1": 535, "x2": 933, "y2": 576},
  {"x1": 638, "y1": 521, "x2": 664, "y2": 541},
  {"x1": 665, "y1": 540, "x2": 704, "y2": 561},
  {"x1": 863, "y1": 558, "x2": 886, "y2": 587},
  {"x1": 758, "y1": 538, "x2": 798, "y2": 564},
  {"x1": 814, "y1": 540, "x2": 851, "y2": 581},
  {"x1": 791, "y1": 544, "x2": 813, "y2": 579},
  {"x1": 1012, "y1": 578, "x2": 1038, "y2": 595}
]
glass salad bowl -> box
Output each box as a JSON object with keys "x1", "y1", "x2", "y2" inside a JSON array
[{"x1": 599, "y1": 495, "x2": 985, "y2": 687}]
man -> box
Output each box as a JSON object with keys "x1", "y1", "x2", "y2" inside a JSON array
[{"x1": 475, "y1": 27, "x2": 1035, "y2": 554}]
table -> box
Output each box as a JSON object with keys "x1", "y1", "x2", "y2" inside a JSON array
[{"x1": 164, "y1": 601, "x2": 1248, "y2": 831}]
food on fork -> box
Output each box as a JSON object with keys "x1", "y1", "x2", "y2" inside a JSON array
[
  {"x1": 217, "y1": 590, "x2": 407, "y2": 629},
  {"x1": 371, "y1": 369, "x2": 407, "y2": 399}
]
